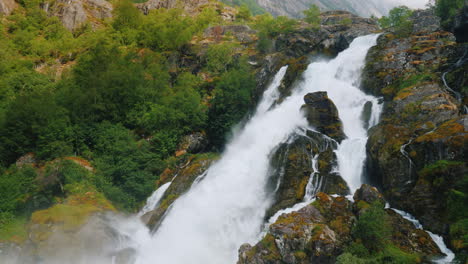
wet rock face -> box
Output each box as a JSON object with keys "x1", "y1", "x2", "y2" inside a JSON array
[
  {"x1": 265, "y1": 130, "x2": 349, "y2": 219},
  {"x1": 0, "y1": 0, "x2": 17, "y2": 15},
  {"x1": 238, "y1": 186, "x2": 442, "y2": 264},
  {"x1": 43, "y1": 0, "x2": 113, "y2": 31},
  {"x1": 363, "y1": 9, "x2": 467, "y2": 238},
  {"x1": 301, "y1": 92, "x2": 346, "y2": 142},
  {"x1": 142, "y1": 153, "x2": 218, "y2": 230}
]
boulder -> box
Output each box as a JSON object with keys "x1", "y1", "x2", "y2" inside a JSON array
[
  {"x1": 176, "y1": 132, "x2": 208, "y2": 156},
  {"x1": 0, "y1": 0, "x2": 17, "y2": 16},
  {"x1": 301, "y1": 92, "x2": 346, "y2": 142},
  {"x1": 353, "y1": 184, "x2": 384, "y2": 205},
  {"x1": 15, "y1": 153, "x2": 37, "y2": 168}
]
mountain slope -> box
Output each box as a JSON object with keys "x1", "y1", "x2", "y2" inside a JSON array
[{"x1": 253, "y1": 0, "x2": 398, "y2": 18}]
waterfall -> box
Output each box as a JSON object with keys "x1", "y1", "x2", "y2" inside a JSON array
[
  {"x1": 132, "y1": 34, "x2": 381, "y2": 264},
  {"x1": 138, "y1": 182, "x2": 172, "y2": 217},
  {"x1": 388, "y1": 207, "x2": 455, "y2": 263}
]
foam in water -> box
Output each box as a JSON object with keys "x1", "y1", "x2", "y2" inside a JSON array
[{"x1": 133, "y1": 34, "x2": 381, "y2": 264}]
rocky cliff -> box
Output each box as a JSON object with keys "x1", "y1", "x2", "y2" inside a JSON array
[
  {"x1": 362, "y1": 9, "x2": 467, "y2": 259},
  {"x1": 41, "y1": 0, "x2": 113, "y2": 30},
  {"x1": 0, "y1": 0, "x2": 17, "y2": 16}
]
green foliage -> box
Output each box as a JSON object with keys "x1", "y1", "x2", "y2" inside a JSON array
[
  {"x1": 0, "y1": 90, "x2": 73, "y2": 163},
  {"x1": 207, "y1": 61, "x2": 255, "y2": 148},
  {"x1": 139, "y1": 7, "x2": 218, "y2": 51},
  {"x1": 434, "y1": 0, "x2": 464, "y2": 27},
  {"x1": 303, "y1": 5, "x2": 321, "y2": 27},
  {"x1": 379, "y1": 6, "x2": 414, "y2": 37},
  {"x1": 205, "y1": 42, "x2": 239, "y2": 73},
  {"x1": 253, "y1": 13, "x2": 298, "y2": 38},
  {"x1": 352, "y1": 201, "x2": 390, "y2": 253},
  {"x1": 256, "y1": 31, "x2": 273, "y2": 53},
  {"x1": 0, "y1": 166, "x2": 37, "y2": 213},
  {"x1": 237, "y1": 4, "x2": 252, "y2": 21},
  {"x1": 91, "y1": 122, "x2": 165, "y2": 210}
]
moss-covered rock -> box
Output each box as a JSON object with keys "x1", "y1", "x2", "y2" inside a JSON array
[
  {"x1": 265, "y1": 130, "x2": 348, "y2": 219},
  {"x1": 363, "y1": 10, "x2": 467, "y2": 258},
  {"x1": 142, "y1": 152, "x2": 219, "y2": 230},
  {"x1": 238, "y1": 186, "x2": 443, "y2": 264},
  {"x1": 301, "y1": 92, "x2": 346, "y2": 142}
]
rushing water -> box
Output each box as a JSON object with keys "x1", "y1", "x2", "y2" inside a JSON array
[
  {"x1": 389, "y1": 207, "x2": 455, "y2": 263},
  {"x1": 138, "y1": 182, "x2": 172, "y2": 217},
  {"x1": 131, "y1": 34, "x2": 381, "y2": 264}
]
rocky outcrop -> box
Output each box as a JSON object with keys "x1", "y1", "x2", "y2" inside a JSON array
[
  {"x1": 238, "y1": 187, "x2": 441, "y2": 264},
  {"x1": 141, "y1": 153, "x2": 218, "y2": 230},
  {"x1": 301, "y1": 92, "x2": 346, "y2": 142},
  {"x1": 253, "y1": 0, "x2": 394, "y2": 18},
  {"x1": 175, "y1": 132, "x2": 208, "y2": 156},
  {"x1": 363, "y1": 9, "x2": 467, "y2": 248},
  {"x1": 275, "y1": 11, "x2": 379, "y2": 58},
  {"x1": 265, "y1": 130, "x2": 348, "y2": 218},
  {"x1": 204, "y1": 25, "x2": 257, "y2": 44},
  {"x1": 0, "y1": 0, "x2": 17, "y2": 16},
  {"x1": 42, "y1": 0, "x2": 113, "y2": 31}
]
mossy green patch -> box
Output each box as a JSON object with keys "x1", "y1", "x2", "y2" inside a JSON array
[{"x1": 0, "y1": 215, "x2": 28, "y2": 244}]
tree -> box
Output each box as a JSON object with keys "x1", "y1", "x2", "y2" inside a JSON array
[
  {"x1": 112, "y1": 0, "x2": 142, "y2": 30},
  {"x1": 237, "y1": 4, "x2": 252, "y2": 21},
  {"x1": 207, "y1": 64, "x2": 255, "y2": 148},
  {"x1": 303, "y1": 5, "x2": 321, "y2": 27},
  {"x1": 434, "y1": 0, "x2": 464, "y2": 27},
  {"x1": 379, "y1": 6, "x2": 413, "y2": 37}
]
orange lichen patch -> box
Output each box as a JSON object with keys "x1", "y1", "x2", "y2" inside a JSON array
[
  {"x1": 395, "y1": 88, "x2": 414, "y2": 100},
  {"x1": 175, "y1": 150, "x2": 187, "y2": 157},
  {"x1": 316, "y1": 192, "x2": 331, "y2": 203},
  {"x1": 156, "y1": 168, "x2": 173, "y2": 187},
  {"x1": 296, "y1": 177, "x2": 310, "y2": 200},
  {"x1": 415, "y1": 119, "x2": 466, "y2": 143}
]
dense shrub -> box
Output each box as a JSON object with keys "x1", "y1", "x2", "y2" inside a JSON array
[{"x1": 379, "y1": 6, "x2": 413, "y2": 37}]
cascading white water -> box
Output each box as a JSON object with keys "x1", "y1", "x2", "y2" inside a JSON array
[
  {"x1": 133, "y1": 35, "x2": 381, "y2": 264},
  {"x1": 388, "y1": 207, "x2": 455, "y2": 263},
  {"x1": 138, "y1": 182, "x2": 172, "y2": 217}
]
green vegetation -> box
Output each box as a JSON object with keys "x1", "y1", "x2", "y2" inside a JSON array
[
  {"x1": 0, "y1": 0, "x2": 263, "y2": 232},
  {"x1": 379, "y1": 6, "x2": 413, "y2": 37},
  {"x1": 303, "y1": 5, "x2": 321, "y2": 27},
  {"x1": 337, "y1": 201, "x2": 421, "y2": 263},
  {"x1": 433, "y1": 0, "x2": 465, "y2": 27}
]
